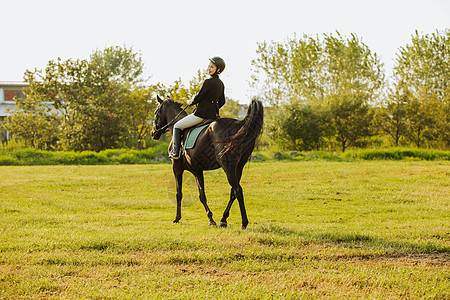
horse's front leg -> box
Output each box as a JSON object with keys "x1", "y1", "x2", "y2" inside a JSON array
[
  {"x1": 173, "y1": 163, "x2": 183, "y2": 223},
  {"x1": 194, "y1": 171, "x2": 216, "y2": 226}
]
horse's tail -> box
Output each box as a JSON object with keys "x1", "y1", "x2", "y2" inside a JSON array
[{"x1": 219, "y1": 98, "x2": 264, "y2": 157}]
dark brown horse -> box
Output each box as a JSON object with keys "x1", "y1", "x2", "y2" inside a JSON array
[{"x1": 151, "y1": 96, "x2": 264, "y2": 229}]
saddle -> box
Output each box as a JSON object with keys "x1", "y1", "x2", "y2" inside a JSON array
[{"x1": 182, "y1": 119, "x2": 214, "y2": 151}]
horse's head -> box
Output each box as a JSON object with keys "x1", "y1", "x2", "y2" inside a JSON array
[
  {"x1": 151, "y1": 95, "x2": 168, "y2": 140},
  {"x1": 151, "y1": 95, "x2": 185, "y2": 140}
]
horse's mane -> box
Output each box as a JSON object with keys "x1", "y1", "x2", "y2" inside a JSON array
[{"x1": 166, "y1": 98, "x2": 183, "y2": 108}]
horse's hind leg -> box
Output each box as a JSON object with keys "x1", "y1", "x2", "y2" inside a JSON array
[
  {"x1": 221, "y1": 163, "x2": 248, "y2": 229},
  {"x1": 194, "y1": 171, "x2": 216, "y2": 226},
  {"x1": 219, "y1": 188, "x2": 235, "y2": 228},
  {"x1": 235, "y1": 184, "x2": 248, "y2": 229}
]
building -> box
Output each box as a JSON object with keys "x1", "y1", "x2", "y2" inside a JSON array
[{"x1": 0, "y1": 81, "x2": 28, "y2": 141}]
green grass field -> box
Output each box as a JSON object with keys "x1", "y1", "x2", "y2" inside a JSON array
[{"x1": 1, "y1": 161, "x2": 449, "y2": 299}]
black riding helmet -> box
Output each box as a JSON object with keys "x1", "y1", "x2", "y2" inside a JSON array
[{"x1": 209, "y1": 56, "x2": 226, "y2": 74}]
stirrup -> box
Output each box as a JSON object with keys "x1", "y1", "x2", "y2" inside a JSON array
[{"x1": 169, "y1": 150, "x2": 181, "y2": 160}]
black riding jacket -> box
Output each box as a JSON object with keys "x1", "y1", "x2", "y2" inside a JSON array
[{"x1": 191, "y1": 74, "x2": 225, "y2": 119}]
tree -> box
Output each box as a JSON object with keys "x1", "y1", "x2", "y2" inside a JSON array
[
  {"x1": 220, "y1": 98, "x2": 244, "y2": 119},
  {"x1": 323, "y1": 33, "x2": 384, "y2": 151},
  {"x1": 269, "y1": 102, "x2": 324, "y2": 151},
  {"x1": 7, "y1": 46, "x2": 153, "y2": 151},
  {"x1": 156, "y1": 70, "x2": 207, "y2": 104},
  {"x1": 251, "y1": 34, "x2": 325, "y2": 106},
  {"x1": 252, "y1": 32, "x2": 384, "y2": 151},
  {"x1": 395, "y1": 30, "x2": 449, "y2": 100},
  {"x1": 125, "y1": 86, "x2": 159, "y2": 149},
  {"x1": 404, "y1": 87, "x2": 443, "y2": 148},
  {"x1": 90, "y1": 45, "x2": 144, "y2": 84},
  {"x1": 327, "y1": 92, "x2": 374, "y2": 152},
  {"x1": 394, "y1": 30, "x2": 450, "y2": 148},
  {"x1": 5, "y1": 94, "x2": 59, "y2": 149},
  {"x1": 21, "y1": 57, "x2": 130, "y2": 151},
  {"x1": 373, "y1": 82, "x2": 409, "y2": 146}
]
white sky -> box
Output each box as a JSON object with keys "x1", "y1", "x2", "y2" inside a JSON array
[{"x1": 1, "y1": 0, "x2": 449, "y2": 103}]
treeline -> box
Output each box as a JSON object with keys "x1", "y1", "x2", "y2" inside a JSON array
[
  {"x1": 253, "y1": 30, "x2": 449, "y2": 151},
  {"x1": 2, "y1": 30, "x2": 449, "y2": 152},
  {"x1": 2, "y1": 46, "x2": 204, "y2": 151},
  {"x1": 2, "y1": 46, "x2": 243, "y2": 152}
]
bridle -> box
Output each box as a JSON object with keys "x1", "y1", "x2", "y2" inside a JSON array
[{"x1": 152, "y1": 100, "x2": 189, "y2": 136}]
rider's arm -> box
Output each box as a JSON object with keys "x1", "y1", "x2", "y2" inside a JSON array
[{"x1": 190, "y1": 78, "x2": 212, "y2": 106}]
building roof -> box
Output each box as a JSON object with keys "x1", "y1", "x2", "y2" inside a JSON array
[{"x1": 0, "y1": 81, "x2": 28, "y2": 87}]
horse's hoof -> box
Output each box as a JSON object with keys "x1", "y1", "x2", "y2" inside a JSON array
[
  {"x1": 219, "y1": 221, "x2": 227, "y2": 228},
  {"x1": 209, "y1": 221, "x2": 217, "y2": 227},
  {"x1": 241, "y1": 224, "x2": 248, "y2": 230},
  {"x1": 172, "y1": 219, "x2": 180, "y2": 223}
]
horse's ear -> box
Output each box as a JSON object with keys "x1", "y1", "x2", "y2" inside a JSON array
[{"x1": 157, "y1": 95, "x2": 163, "y2": 103}]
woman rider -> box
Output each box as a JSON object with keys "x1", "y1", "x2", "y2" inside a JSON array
[{"x1": 169, "y1": 56, "x2": 226, "y2": 159}]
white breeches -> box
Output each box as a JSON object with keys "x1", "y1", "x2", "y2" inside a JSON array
[{"x1": 174, "y1": 114, "x2": 204, "y2": 130}]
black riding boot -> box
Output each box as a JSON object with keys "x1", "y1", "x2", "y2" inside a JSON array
[{"x1": 169, "y1": 128, "x2": 182, "y2": 159}]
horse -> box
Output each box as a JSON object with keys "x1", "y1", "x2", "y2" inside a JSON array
[{"x1": 151, "y1": 96, "x2": 264, "y2": 229}]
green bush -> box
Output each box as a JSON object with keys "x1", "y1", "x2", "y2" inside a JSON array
[
  {"x1": 0, "y1": 146, "x2": 448, "y2": 166},
  {"x1": 342, "y1": 148, "x2": 450, "y2": 161},
  {"x1": 272, "y1": 151, "x2": 293, "y2": 160},
  {"x1": 71, "y1": 151, "x2": 110, "y2": 165},
  {"x1": 0, "y1": 155, "x2": 20, "y2": 165},
  {"x1": 305, "y1": 151, "x2": 344, "y2": 161},
  {"x1": 10, "y1": 149, "x2": 53, "y2": 165},
  {"x1": 112, "y1": 153, "x2": 137, "y2": 164}
]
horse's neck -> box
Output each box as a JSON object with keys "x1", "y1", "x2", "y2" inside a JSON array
[{"x1": 167, "y1": 109, "x2": 187, "y2": 136}]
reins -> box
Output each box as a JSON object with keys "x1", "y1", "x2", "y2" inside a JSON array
[{"x1": 154, "y1": 100, "x2": 189, "y2": 135}]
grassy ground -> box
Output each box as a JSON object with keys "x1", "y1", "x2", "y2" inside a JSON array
[{"x1": 0, "y1": 161, "x2": 449, "y2": 299}]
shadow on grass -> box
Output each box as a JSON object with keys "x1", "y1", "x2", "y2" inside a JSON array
[{"x1": 253, "y1": 224, "x2": 449, "y2": 257}]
